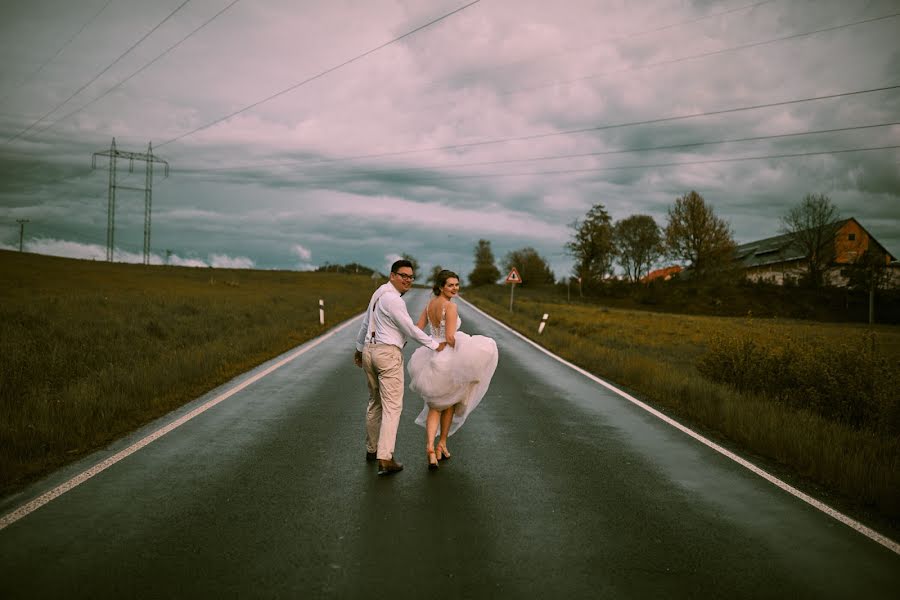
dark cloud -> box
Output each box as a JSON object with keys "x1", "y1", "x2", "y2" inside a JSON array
[{"x1": 1, "y1": 0, "x2": 897, "y2": 273}]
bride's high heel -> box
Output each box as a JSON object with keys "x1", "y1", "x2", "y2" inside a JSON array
[
  {"x1": 427, "y1": 448, "x2": 439, "y2": 470},
  {"x1": 436, "y1": 443, "x2": 451, "y2": 461}
]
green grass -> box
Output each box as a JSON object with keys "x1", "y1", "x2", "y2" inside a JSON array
[
  {"x1": 0, "y1": 250, "x2": 378, "y2": 494},
  {"x1": 463, "y1": 284, "x2": 900, "y2": 521}
]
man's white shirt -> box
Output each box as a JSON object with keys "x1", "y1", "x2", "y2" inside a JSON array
[{"x1": 356, "y1": 282, "x2": 439, "y2": 352}]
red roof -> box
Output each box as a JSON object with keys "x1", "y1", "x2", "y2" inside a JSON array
[{"x1": 641, "y1": 265, "x2": 682, "y2": 283}]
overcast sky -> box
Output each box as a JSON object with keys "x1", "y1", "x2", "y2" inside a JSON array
[{"x1": 1, "y1": 0, "x2": 898, "y2": 280}]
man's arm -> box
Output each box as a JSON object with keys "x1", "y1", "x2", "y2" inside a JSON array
[
  {"x1": 354, "y1": 295, "x2": 374, "y2": 367},
  {"x1": 384, "y1": 295, "x2": 440, "y2": 350},
  {"x1": 355, "y1": 310, "x2": 370, "y2": 353}
]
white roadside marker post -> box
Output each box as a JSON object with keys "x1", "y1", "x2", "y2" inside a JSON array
[
  {"x1": 538, "y1": 313, "x2": 549, "y2": 334},
  {"x1": 319, "y1": 299, "x2": 325, "y2": 325}
]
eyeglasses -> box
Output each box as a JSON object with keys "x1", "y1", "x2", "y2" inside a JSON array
[{"x1": 392, "y1": 272, "x2": 414, "y2": 282}]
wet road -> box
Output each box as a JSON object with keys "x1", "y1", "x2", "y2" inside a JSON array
[{"x1": 1, "y1": 289, "x2": 898, "y2": 598}]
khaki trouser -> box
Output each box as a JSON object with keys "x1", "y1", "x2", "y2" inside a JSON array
[{"x1": 362, "y1": 343, "x2": 404, "y2": 460}]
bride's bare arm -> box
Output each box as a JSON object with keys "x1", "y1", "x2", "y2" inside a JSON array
[
  {"x1": 417, "y1": 306, "x2": 427, "y2": 330},
  {"x1": 445, "y1": 302, "x2": 458, "y2": 347}
]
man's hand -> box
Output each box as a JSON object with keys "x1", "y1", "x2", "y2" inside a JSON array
[
  {"x1": 354, "y1": 350, "x2": 363, "y2": 367},
  {"x1": 435, "y1": 342, "x2": 447, "y2": 352}
]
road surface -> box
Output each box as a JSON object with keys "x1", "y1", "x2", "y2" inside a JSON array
[{"x1": 1, "y1": 289, "x2": 897, "y2": 598}]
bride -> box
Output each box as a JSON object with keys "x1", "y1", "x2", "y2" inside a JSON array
[{"x1": 407, "y1": 270, "x2": 499, "y2": 470}]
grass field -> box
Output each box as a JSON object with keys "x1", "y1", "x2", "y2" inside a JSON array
[
  {"x1": 3, "y1": 251, "x2": 899, "y2": 530},
  {"x1": 0, "y1": 250, "x2": 378, "y2": 494},
  {"x1": 463, "y1": 284, "x2": 900, "y2": 523}
]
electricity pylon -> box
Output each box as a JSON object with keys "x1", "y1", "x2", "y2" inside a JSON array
[{"x1": 92, "y1": 138, "x2": 169, "y2": 264}]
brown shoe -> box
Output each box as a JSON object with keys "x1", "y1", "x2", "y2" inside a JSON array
[
  {"x1": 377, "y1": 458, "x2": 404, "y2": 476},
  {"x1": 366, "y1": 451, "x2": 377, "y2": 462}
]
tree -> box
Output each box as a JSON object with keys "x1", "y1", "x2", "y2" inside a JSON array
[
  {"x1": 614, "y1": 214, "x2": 662, "y2": 283},
  {"x1": 469, "y1": 239, "x2": 501, "y2": 287},
  {"x1": 315, "y1": 262, "x2": 375, "y2": 275},
  {"x1": 846, "y1": 246, "x2": 892, "y2": 324},
  {"x1": 427, "y1": 264, "x2": 444, "y2": 288},
  {"x1": 847, "y1": 248, "x2": 891, "y2": 292},
  {"x1": 664, "y1": 191, "x2": 736, "y2": 281},
  {"x1": 565, "y1": 203, "x2": 615, "y2": 290},
  {"x1": 400, "y1": 253, "x2": 420, "y2": 276},
  {"x1": 502, "y1": 247, "x2": 555, "y2": 287},
  {"x1": 780, "y1": 193, "x2": 841, "y2": 288}
]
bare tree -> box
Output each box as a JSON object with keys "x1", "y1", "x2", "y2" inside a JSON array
[
  {"x1": 614, "y1": 214, "x2": 662, "y2": 282},
  {"x1": 664, "y1": 191, "x2": 735, "y2": 281},
  {"x1": 780, "y1": 193, "x2": 841, "y2": 288},
  {"x1": 566, "y1": 203, "x2": 615, "y2": 290}
]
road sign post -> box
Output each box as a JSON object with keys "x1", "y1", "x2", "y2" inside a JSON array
[{"x1": 505, "y1": 267, "x2": 522, "y2": 312}]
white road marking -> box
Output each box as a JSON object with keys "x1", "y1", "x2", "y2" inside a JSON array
[
  {"x1": 0, "y1": 316, "x2": 360, "y2": 531},
  {"x1": 462, "y1": 297, "x2": 900, "y2": 556}
]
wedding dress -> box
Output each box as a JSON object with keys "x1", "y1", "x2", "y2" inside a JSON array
[{"x1": 408, "y1": 303, "x2": 498, "y2": 437}]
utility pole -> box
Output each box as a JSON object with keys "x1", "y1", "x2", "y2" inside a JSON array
[
  {"x1": 92, "y1": 138, "x2": 169, "y2": 264},
  {"x1": 16, "y1": 219, "x2": 29, "y2": 251}
]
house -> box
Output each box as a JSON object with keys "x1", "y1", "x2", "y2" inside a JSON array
[
  {"x1": 641, "y1": 265, "x2": 683, "y2": 283},
  {"x1": 734, "y1": 218, "x2": 898, "y2": 288}
]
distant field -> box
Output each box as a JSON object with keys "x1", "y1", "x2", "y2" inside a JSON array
[
  {"x1": 0, "y1": 250, "x2": 377, "y2": 494},
  {"x1": 463, "y1": 285, "x2": 900, "y2": 522}
]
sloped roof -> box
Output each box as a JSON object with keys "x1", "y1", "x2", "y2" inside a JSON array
[
  {"x1": 734, "y1": 218, "x2": 854, "y2": 269},
  {"x1": 642, "y1": 265, "x2": 682, "y2": 282},
  {"x1": 734, "y1": 231, "x2": 808, "y2": 269}
]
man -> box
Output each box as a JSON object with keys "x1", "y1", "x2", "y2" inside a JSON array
[{"x1": 354, "y1": 259, "x2": 445, "y2": 476}]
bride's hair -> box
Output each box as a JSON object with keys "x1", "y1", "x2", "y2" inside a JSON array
[{"x1": 432, "y1": 270, "x2": 460, "y2": 295}]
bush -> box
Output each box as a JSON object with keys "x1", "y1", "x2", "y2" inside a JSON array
[{"x1": 697, "y1": 329, "x2": 899, "y2": 435}]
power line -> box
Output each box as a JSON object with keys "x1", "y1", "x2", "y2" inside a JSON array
[
  {"x1": 423, "y1": 11, "x2": 900, "y2": 111},
  {"x1": 156, "y1": 0, "x2": 482, "y2": 148},
  {"x1": 35, "y1": 0, "x2": 243, "y2": 137},
  {"x1": 4, "y1": 0, "x2": 194, "y2": 145},
  {"x1": 220, "y1": 0, "x2": 780, "y2": 149},
  {"x1": 208, "y1": 121, "x2": 899, "y2": 177},
  {"x1": 198, "y1": 145, "x2": 900, "y2": 187},
  {"x1": 405, "y1": 145, "x2": 900, "y2": 181},
  {"x1": 189, "y1": 84, "x2": 900, "y2": 172},
  {"x1": 177, "y1": 7, "x2": 900, "y2": 175},
  {"x1": 0, "y1": 0, "x2": 114, "y2": 107},
  {"x1": 421, "y1": 0, "x2": 778, "y2": 93}
]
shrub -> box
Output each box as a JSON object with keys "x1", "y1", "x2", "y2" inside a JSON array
[{"x1": 697, "y1": 330, "x2": 898, "y2": 435}]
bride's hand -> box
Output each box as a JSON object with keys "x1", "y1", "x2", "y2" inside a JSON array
[{"x1": 436, "y1": 342, "x2": 447, "y2": 352}]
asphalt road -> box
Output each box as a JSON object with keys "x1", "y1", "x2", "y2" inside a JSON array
[{"x1": 1, "y1": 289, "x2": 898, "y2": 599}]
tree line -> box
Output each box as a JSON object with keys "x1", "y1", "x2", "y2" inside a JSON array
[
  {"x1": 459, "y1": 191, "x2": 890, "y2": 293},
  {"x1": 318, "y1": 191, "x2": 890, "y2": 297}
]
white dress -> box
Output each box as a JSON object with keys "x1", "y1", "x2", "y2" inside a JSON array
[{"x1": 408, "y1": 304, "x2": 499, "y2": 437}]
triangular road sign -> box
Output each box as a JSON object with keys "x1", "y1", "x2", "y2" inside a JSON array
[{"x1": 505, "y1": 267, "x2": 522, "y2": 284}]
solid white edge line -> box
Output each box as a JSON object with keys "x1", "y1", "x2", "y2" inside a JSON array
[
  {"x1": 0, "y1": 314, "x2": 362, "y2": 532},
  {"x1": 460, "y1": 297, "x2": 900, "y2": 556}
]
